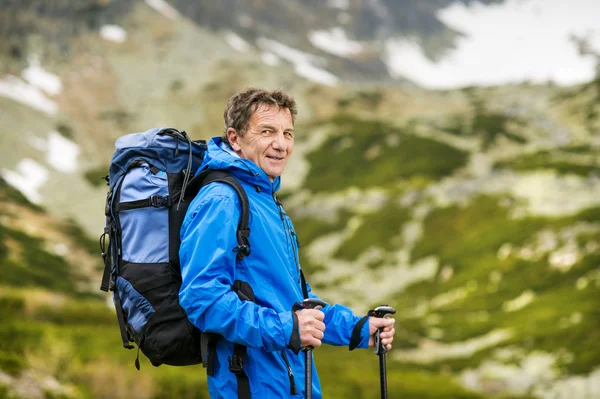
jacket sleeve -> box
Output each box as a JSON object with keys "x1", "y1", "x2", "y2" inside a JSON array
[
  {"x1": 304, "y1": 278, "x2": 371, "y2": 349},
  {"x1": 179, "y1": 189, "x2": 293, "y2": 352}
]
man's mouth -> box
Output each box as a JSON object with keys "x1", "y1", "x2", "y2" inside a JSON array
[{"x1": 267, "y1": 155, "x2": 284, "y2": 161}]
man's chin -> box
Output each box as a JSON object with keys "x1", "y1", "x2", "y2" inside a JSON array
[{"x1": 266, "y1": 171, "x2": 283, "y2": 182}]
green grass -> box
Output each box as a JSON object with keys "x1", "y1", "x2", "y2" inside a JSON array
[
  {"x1": 392, "y1": 196, "x2": 600, "y2": 375},
  {"x1": 438, "y1": 97, "x2": 527, "y2": 149},
  {"x1": 0, "y1": 177, "x2": 44, "y2": 212},
  {"x1": 0, "y1": 286, "x2": 209, "y2": 396},
  {"x1": 83, "y1": 166, "x2": 109, "y2": 188},
  {"x1": 56, "y1": 123, "x2": 75, "y2": 140},
  {"x1": 334, "y1": 201, "x2": 411, "y2": 264},
  {"x1": 0, "y1": 224, "x2": 84, "y2": 294},
  {"x1": 576, "y1": 206, "x2": 600, "y2": 222},
  {"x1": 59, "y1": 218, "x2": 101, "y2": 257},
  {"x1": 304, "y1": 115, "x2": 469, "y2": 193},
  {"x1": 494, "y1": 152, "x2": 600, "y2": 177},
  {"x1": 560, "y1": 144, "x2": 594, "y2": 154},
  {"x1": 315, "y1": 344, "x2": 539, "y2": 399}
]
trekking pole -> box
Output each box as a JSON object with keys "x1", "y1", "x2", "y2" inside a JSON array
[
  {"x1": 373, "y1": 305, "x2": 396, "y2": 399},
  {"x1": 295, "y1": 298, "x2": 326, "y2": 399}
]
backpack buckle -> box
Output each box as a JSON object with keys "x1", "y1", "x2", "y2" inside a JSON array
[
  {"x1": 150, "y1": 195, "x2": 169, "y2": 207},
  {"x1": 228, "y1": 354, "x2": 244, "y2": 375}
]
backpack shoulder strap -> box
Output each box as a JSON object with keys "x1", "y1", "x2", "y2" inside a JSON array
[
  {"x1": 187, "y1": 169, "x2": 252, "y2": 259},
  {"x1": 187, "y1": 169, "x2": 254, "y2": 398}
]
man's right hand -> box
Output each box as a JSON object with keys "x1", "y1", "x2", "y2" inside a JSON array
[{"x1": 295, "y1": 309, "x2": 326, "y2": 348}]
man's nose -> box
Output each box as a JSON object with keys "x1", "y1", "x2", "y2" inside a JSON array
[{"x1": 272, "y1": 131, "x2": 287, "y2": 150}]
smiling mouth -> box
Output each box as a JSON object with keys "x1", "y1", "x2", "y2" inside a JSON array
[{"x1": 267, "y1": 155, "x2": 284, "y2": 161}]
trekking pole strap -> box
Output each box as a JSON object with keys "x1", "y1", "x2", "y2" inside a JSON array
[
  {"x1": 349, "y1": 310, "x2": 374, "y2": 351},
  {"x1": 288, "y1": 311, "x2": 301, "y2": 355},
  {"x1": 300, "y1": 270, "x2": 309, "y2": 299}
]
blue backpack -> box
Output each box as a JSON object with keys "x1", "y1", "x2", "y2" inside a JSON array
[{"x1": 99, "y1": 128, "x2": 251, "y2": 370}]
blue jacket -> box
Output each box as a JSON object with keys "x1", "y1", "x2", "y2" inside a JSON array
[{"x1": 179, "y1": 137, "x2": 370, "y2": 398}]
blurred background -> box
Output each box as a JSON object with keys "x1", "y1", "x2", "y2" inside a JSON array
[{"x1": 1, "y1": 0, "x2": 599, "y2": 398}]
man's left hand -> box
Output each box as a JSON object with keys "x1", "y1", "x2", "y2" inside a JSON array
[{"x1": 368, "y1": 317, "x2": 396, "y2": 351}]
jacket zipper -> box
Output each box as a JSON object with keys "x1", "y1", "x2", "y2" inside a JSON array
[
  {"x1": 273, "y1": 193, "x2": 301, "y2": 283},
  {"x1": 289, "y1": 229, "x2": 301, "y2": 283},
  {"x1": 281, "y1": 350, "x2": 298, "y2": 395}
]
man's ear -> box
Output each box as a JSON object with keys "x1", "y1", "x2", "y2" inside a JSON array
[{"x1": 227, "y1": 128, "x2": 241, "y2": 152}]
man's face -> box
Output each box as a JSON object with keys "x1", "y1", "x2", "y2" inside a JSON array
[{"x1": 228, "y1": 103, "x2": 294, "y2": 182}]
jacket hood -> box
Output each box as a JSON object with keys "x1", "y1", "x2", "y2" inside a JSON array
[{"x1": 197, "y1": 137, "x2": 281, "y2": 193}]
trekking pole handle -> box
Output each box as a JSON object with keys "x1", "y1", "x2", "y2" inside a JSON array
[
  {"x1": 298, "y1": 298, "x2": 327, "y2": 310},
  {"x1": 373, "y1": 305, "x2": 396, "y2": 355},
  {"x1": 293, "y1": 299, "x2": 326, "y2": 351}
]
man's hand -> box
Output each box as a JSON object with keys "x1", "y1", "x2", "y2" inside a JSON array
[
  {"x1": 368, "y1": 317, "x2": 396, "y2": 351},
  {"x1": 295, "y1": 309, "x2": 326, "y2": 348}
]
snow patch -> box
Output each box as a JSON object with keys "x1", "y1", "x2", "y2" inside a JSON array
[
  {"x1": 47, "y1": 131, "x2": 80, "y2": 173},
  {"x1": 257, "y1": 38, "x2": 339, "y2": 86},
  {"x1": 100, "y1": 25, "x2": 127, "y2": 43},
  {"x1": 461, "y1": 352, "x2": 558, "y2": 396},
  {"x1": 1, "y1": 159, "x2": 49, "y2": 204},
  {"x1": 309, "y1": 27, "x2": 363, "y2": 57},
  {"x1": 22, "y1": 55, "x2": 62, "y2": 96},
  {"x1": 261, "y1": 52, "x2": 280, "y2": 66},
  {"x1": 28, "y1": 131, "x2": 80, "y2": 173},
  {"x1": 225, "y1": 32, "x2": 251, "y2": 53},
  {"x1": 145, "y1": 0, "x2": 179, "y2": 20},
  {"x1": 0, "y1": 75, "x2": 58, "y2": 115},
  {"x1": 327, "y1": 0, "x2": 350, "y2": 10},
  {"x1": 295, "y1": 63, "x2": 339, "y2": 86},
  {"x1": 384, "y1": 0, "x2": 600, "y2": 88}
]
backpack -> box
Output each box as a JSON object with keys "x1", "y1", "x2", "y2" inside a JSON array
[{"x1": 99, "y1": 127, "x2": 252, "y2": 370}]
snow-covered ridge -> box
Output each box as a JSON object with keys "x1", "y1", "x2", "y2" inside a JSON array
[
  {"x1": 22, "y1": 56, "x2": 62, "y2": 96},
  {"x1": 308, "y1": 27, "x2": 363, "y2": 58},
  {"x1": 225, "y1": 32, "x2": 251, "y2": 53},
  {"x1": 385, "y1": 0, "x2": 600, "y2": 88},
  {"x1": 256, "y1": 38, "x2": 339, "y2": 86},
  {"x1": 0, "y1": 76, "x2": 58, "y2": 116},
  {"x1": 0, "y1": 55, "x2": 62, "y2": 116}
]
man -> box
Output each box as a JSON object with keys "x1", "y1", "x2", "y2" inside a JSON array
[{"x1": 179, "y1": 88, "x2": 395, "y2": 398}]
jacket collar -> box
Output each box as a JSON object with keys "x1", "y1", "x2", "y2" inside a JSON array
[{"x1": 199, "y1": 137, "x2": 281, "y2": 194}]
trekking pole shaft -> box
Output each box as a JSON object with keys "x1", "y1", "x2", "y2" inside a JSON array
[
  {"x1": 372, "y1": 305, "x2": 396, "y2": 399},
  {"x1": 379, "y1": 352, "x2": 387, "y2": 399},
  {"x1": 306, "y1": 349, "x2": 313, "y2": 399},
  {"x1": 294, "y1": 298, "x2": 326, "y2": 399}
]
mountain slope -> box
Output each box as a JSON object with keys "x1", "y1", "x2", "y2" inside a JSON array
[{"x1": 1, "y1": 1, "x2": 599, "y2": 398}]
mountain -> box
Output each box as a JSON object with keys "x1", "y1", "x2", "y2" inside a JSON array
[{"x1": 1, "y1": 1, "x2": 599, "y2": 398}]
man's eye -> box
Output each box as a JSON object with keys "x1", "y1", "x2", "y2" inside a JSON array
[
  {"x1": 262, "y1": 130, "x2": 272, "y2": 135},
  {"x1": 284, "y1": 131, "x2": 294, "y2": 138}
]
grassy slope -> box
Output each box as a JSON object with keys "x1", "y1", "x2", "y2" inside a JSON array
[
  {"x1": 0, "y1": 179, "x2": 209, "y2": 398},
  {"x1": 287, "y1": 81, "x2": 600, "y2": 398}
]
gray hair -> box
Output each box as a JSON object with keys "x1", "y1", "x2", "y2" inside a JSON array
[{"x1": 222, "y1": 88, "x2": 297, "y2": 144}]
